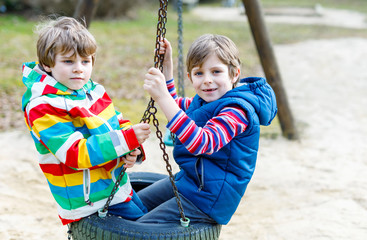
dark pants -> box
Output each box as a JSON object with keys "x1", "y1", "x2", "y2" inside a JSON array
[
  {"x1": 136, "y1": 176, "x2": 216, "y2": 224},
  {"x1": 108, "y1": 189, "x2": 148, "y2": 220}
]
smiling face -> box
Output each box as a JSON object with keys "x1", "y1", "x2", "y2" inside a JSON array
[
  {"x1": 43, "y1": 51, "x2": 93, "y2": 90},
  {"x1": 189, "y1": 53, "x2": 239, "y2": 102}
]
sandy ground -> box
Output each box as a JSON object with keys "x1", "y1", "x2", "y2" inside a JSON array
[
  {"x1": 192, "y1": 5, "x2": 367, "y2": 29},
  {"x1": 1, "y1": 7, "x2": 367, "y2": 240}
]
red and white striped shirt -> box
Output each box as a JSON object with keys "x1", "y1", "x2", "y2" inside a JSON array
[{"x1": 166, "y1": 79, "x2": 248, "y2": 155}]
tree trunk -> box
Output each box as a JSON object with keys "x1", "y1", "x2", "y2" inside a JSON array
[
  {"x1": 73, "y1": 0, "x2": 100, "y2": 28},
  {"x1": 242, "y1": 0, "x2": 298, "y2": 140}
]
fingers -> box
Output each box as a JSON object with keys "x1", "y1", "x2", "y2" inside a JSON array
[
  {"x1": 157, "y1": 38, "x2": 171, "y2": 55},
  {"x1": 123, "y1": 155, "x2": 135, "y2": 168},
  {"x1": 123, "y1": 148, "x2": 142, "y2": 168},
  {"x1": 132, "y1": 123, "x2": 151, "y2": 144},
  {"x1": 146, "y1": 67, "x2": 162, "y2": 76},
  {"x1": 144, "y1": 68, "x2": 167, "y2": 100},
  {"x1": 144, "y1": 68, "x2": 158, "y2": 83},
  {"x1": 133, "y1": 122, "x2": 149, "y2": 130},
  {"x1": 129, "y1": 148, "x2": 141, "y2": 156},
  {"x1": 145, "y1": 68, "x2": 165, "y2": 84}
]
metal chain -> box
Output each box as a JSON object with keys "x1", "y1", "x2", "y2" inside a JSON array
[
  {"x1": 169, "y1": 0, "x2": 185, "y2": 145},
  {"x1": 97, "y1": 0, "x2": 187, "y2": 224},
  {"x1": 67, "y1": 224, "x2": 72, "y2": 240},
  {"x1": 140, "y1": 0, "x2": 188, "y2": 224},
  {"x1": 100, "y1": 158, "x2": 126, "y2": 215},
  {"x1": 99, "y1": 0, "x2": 170, "y2": 216},
  {"x1": 177, "y1": 0, "x2": 185, "y2": 97}
]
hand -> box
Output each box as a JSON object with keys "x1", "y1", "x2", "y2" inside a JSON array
[
  {"x1": 157, "y1": 38, "x2": 173, "y2": 81},
  {"x1": 132, "y1": 123, "x2": 150, "y2": 144},
  {"x1": 144, "y1": 67, "x2": 181, "y2": 122},
  {"x1": 144, "y1": 67, "x2": 171, "y2": 102},
  {"x1": 123, "y1": 148, "x2": 141, "y2": 168}
]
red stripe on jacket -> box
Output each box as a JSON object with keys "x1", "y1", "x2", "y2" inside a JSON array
[{"x1": 28, "y1": 104, "x2": 69, "y2": 127}]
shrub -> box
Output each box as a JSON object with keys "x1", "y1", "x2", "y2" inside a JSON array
[{"x1": 2, "y1": 0, "x2": 150, "y2": 19}]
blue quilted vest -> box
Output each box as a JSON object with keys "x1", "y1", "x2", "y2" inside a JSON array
[{"x1": 174, "y1": 77, "x2": 277, "y2": 224}]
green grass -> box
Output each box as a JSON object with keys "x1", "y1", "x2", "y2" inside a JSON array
[
  {"x1": 1, "y1": 0, "x2": 367, "y2": 134},
  {"x1": 0, "y1": 15, "x2": 36, "y2": 91}
]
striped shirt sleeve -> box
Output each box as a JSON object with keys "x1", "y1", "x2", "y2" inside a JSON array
[
  {"x1": 167, "y1": 105, "x2": 249, "y2": 155},
  {"x1": 166, "y1": 79, "x2": 192, "y2": 111}
]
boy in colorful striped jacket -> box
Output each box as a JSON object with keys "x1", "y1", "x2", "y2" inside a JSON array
[{"x1": 21, "y1": 16, "x2": 150, "y2": 225}]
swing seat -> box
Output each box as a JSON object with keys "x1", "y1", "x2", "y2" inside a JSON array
[
  {"x1": 164, "y1": 128, "x2": 175, "y2": 146},
  {"x1": 70, "y1": 172, "x2": 222, "y2": 240}
]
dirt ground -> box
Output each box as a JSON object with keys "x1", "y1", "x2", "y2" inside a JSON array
[
  {"x1": 1, "y1": 6, "x2": 367, "y2": 240},
  {"x1": 192, "y1": 5, "x2": 367, "y2": 29}
]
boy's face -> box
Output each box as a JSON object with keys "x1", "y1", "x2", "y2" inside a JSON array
[
  {"x1": 189, "y1": 53, "x2": 239, "y2": 102},
  {"x1": 43, "y1": 51, "x2": 93, "y2": 90}
]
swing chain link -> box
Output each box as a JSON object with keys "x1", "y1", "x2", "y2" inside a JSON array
[
  {"x1": 177, "y1": 0, "x2": 185, "y2": 97},
  {"x1": 98, "y1": 0, "x2": 187, "y2": 224},
  {"x1": 141, "y1": 0, "x2": 188, "y2": 223},
  {"x1": 100, "y1": 161, "x2": 126, "y2": 214},
  {"x1": 168, "y1": 0, "x2": 185, "y2": 145}
]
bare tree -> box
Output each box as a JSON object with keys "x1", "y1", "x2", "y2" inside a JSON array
[{"x1": 74, "y1": 0, "x2": 100, "y2": 28}]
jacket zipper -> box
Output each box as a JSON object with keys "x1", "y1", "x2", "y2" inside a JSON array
[
  {"x1": 195, "y1": 156, "x2": 204, "y2": 192},
  {"x1": 83, "y1": 169, "x2": 93, "y2": 206}
]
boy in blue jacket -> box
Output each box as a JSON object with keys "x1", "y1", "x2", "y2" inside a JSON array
[{"x1": 139, "y1": 34, "x2": 277, "y2": 225}]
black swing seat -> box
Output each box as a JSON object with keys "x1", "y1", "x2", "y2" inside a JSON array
[{"x1": 70, "y1": 172, "x2": 222, "y2": 240}]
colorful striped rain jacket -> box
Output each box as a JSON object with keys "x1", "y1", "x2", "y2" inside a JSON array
[{"x1": 21, "y1": 62, "x2": 144, "y2": 225}]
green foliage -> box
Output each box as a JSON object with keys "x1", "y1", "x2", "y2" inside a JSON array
[
  {"x1": 1, "y1": 0, "x2": 154, "y2": 17},
  {"x1": 1, "y1": 0, "x2": 23, "y2": 12}
]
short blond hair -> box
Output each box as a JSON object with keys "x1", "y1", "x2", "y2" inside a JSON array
[
  {"x1": 35, "y1": 16, "x2": 97, "y2": 68},
  {"x1": 186, "y1": 34, "x2": 241, "y2": 85}
]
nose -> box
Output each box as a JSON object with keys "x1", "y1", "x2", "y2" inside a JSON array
[
  {"x1": 73, "y1": 62, "x2": 83, "y2": 73},
  {"x1": 203, "y1": 74, "x2": 213, "y2": 84}
]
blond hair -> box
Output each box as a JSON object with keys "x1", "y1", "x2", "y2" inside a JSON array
[
  {"x1": 35, "y1": 16, "x2": 97, "y2": 68},
  {"x1": 186, "y1": 34, "x2": 241, "y2": 85}
]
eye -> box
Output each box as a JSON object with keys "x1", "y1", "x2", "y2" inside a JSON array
[
  {"x1": 82, "y1": 60, "x2": 91, "y2": 64},
  {"x1": 63, "y1": 60, "x2": 73, "y2": 64},
  {"x1": 194, "y1": 71, "x2": 203, "y2": 76}
]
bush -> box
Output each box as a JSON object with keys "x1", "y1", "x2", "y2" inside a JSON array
[{"x1": 2, "y1": 0, "x2": 150, "y2": 19}]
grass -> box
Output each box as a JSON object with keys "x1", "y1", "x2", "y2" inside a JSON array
[{"x1": 1, "y1": 0, "x2": 367, "y2": 134}]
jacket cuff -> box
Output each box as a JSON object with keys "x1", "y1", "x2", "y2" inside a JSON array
[
  {"x1": 119, "y1": 119, "x2": 132, "y2": 130},
  {"x1": 122, "y1": 128, "x2": 140, "y2": 150}
]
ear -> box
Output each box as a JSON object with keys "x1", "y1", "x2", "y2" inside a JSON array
[
  {"x1": 231, "y1": 67, "x2": 241, "y2": 84},
  {"x1": 42, "y1": 64, "x2": 52, "y2": 73},
  {"x1": 187, "y1": 72, "x2": 192, "y2": 82}
]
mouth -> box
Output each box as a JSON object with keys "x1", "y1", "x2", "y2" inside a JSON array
[
  {"x1": 71, "y1": 77, "x2": 84, "y2": 81},
  {"x1": 202, "y1": 88, "x2": 217, "y2": 92}
]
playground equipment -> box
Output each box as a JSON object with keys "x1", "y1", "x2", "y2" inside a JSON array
[{"x1": 69, "y1": 0, "x2": 298, "y2": 238}]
